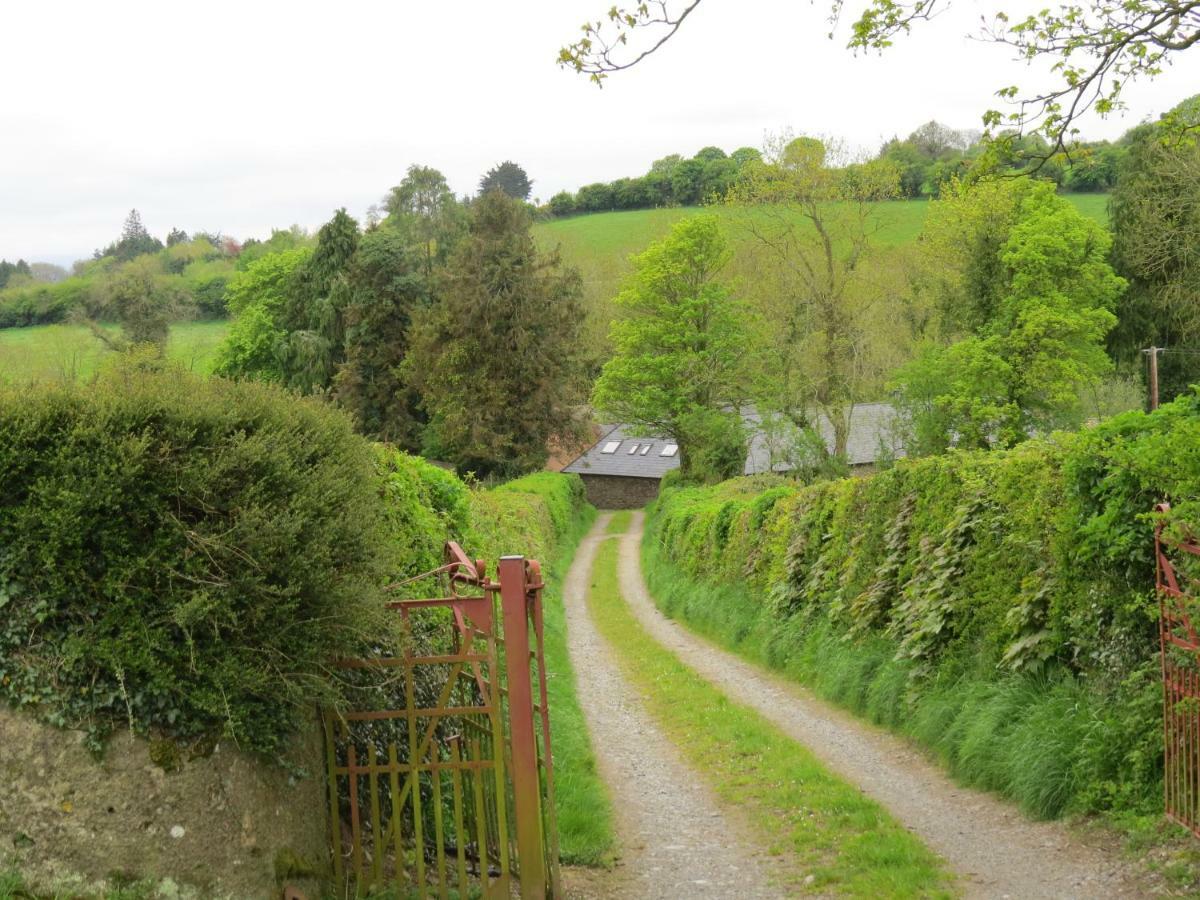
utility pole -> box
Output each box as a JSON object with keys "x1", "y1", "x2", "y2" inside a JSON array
[{"x1": 1144, "y1": 346, "x2": 1162, "y2": 411}]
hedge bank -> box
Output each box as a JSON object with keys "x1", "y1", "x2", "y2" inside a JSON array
[
  {"x1": 645, "y1": 392, "x2": 1200, "y2": 818},
  {"x1": 0, "y1": 365, "x2": 592, "y2": 764}
]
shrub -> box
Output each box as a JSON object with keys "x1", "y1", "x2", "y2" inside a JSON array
[
  {"x1": 0, "y1": 359, "x2": 592, "y2": 764},
  {"x1": 0, "y1": 366, "x2": 395, "y2": 757}
]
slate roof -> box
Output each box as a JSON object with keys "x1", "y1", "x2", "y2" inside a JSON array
[
  {"x1": 743, "y1": 402, "x2": 905, "y2": 474},
  {"x1": 562, "y1": 424, "x2": 682, "y2": 480},
  {"x1": 564, "y1": 403, "x2": 905, "y2": 480}
]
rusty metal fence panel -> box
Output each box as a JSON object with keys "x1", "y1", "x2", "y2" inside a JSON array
[
  {"x1": 1156, "y1": 503, "x2": 1200, "y2": 838},
  {"x1": 324, "y1": 541, "x2": 561, "y2": 899}
]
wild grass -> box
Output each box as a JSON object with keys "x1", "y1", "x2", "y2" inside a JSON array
[
  {"x1": 0, "y1": 320, "x2": 229, "y2": 383},
  {"x1": 0, "y1": 869, "x2": 158, "y2": 900},
  {"x1": 539, "y1": 504, "x2": 617, "y2": 866},
  {"x1": 586, "y1": 536, "x2": 954, "y2": 897}
]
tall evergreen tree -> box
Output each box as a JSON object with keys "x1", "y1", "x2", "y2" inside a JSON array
[
  {"x1": 334, "y1": 227, "x2": 429, "y2": 448},
  {"x1": 405, "y1": 192, "x2": 585, "y2": 476},
  {"x1": 478, "y1": 161, "x2": 533, "y2": 201},
  {"x1": 107, "y1": 209, "x2": 164, "y2": 261},
  {"x1": 276, "y1": 208, "x2": 360, "y2": 393}
]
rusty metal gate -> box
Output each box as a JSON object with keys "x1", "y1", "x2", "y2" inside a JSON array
[
  {"x1": 1156, "y1": 502, "x2": 1200, "y2": 838},
  {"x1": 324, "y1": 541, "x2": 561, "y2": 898}
]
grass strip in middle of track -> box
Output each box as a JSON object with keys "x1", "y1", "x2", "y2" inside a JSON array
[{"x1": 586, "y1": 536, "x2": 956, "y2": 897}]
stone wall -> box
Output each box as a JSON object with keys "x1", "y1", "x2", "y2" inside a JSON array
[
  {"x1": 580, "y1": 474, "x2": 661, "y2": 509},
  {"x1": 0, "y1": 707, "x2": 328, "y2": 899}
]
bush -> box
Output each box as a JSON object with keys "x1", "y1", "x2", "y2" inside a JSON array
[
  {"x1": 0, "y1": 367, "x2": 396, "y2": 757},
  {"x1": 646, "y1": 392, "x2": 1200, "y2": 816},
  {"x1": 0, "y1": 362, "x2": 593, "y2": 763}
]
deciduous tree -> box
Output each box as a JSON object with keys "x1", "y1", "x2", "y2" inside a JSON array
[
  {"x1": 726, "y1": 135, "x2": 902, "y2": 457},
  {"x1": 560, "y1": 0, "x2": 1200, "y2": 151},
  {"x1": 892, "y1": 180, "x2": 1124, "y2": 452},
  {"x1": 592, "y1": 214, "x2": 751, "y2": 482},
  {"x1": 1108, "y1": 98, "x2": 1200, "y2": 401}
]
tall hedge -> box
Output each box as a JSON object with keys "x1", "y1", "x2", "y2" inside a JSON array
[
  {"x1": 0, "y1": 366, "x2": 591, "y2": 760},
  {"x1": 0, "y1": 368, "x2": 394, "y2": 757},
  {"x1": 647, "y1": 391, "x2": 1200, "y2": 817}
]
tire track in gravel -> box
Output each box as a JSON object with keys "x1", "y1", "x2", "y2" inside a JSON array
[
  {"x1": 562, "y1": 513, "x2": 791, "y2": 898},
  {"x1": 618, "y1": 509, "x2": 1153, "y2": 900}
]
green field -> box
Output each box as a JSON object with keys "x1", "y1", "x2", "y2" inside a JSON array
[
  {"x1": 533, "y1": 195, "x2": 1110, "y2": 343},
  {"x1": 0, "y1": 196, "x2": 1109, "y2": 384},
  {"x1": 0, "y1": 320, "x2": 229, "y2": 383}
]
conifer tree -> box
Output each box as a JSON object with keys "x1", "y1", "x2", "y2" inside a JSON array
[
  {"x1": 478, "y1": 161, "x2": 533, "y2": 201},
  {"x1": 405, "y1": 192, "x2": 586, "y2": 476}
]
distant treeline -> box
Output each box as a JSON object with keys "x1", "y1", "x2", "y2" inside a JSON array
[
  {"x1": 540, "y1": 120, "x2": 1131, "y2": 217},
  {"x1": 0, "y1": 211, "x2": 308, "y2": 329}
]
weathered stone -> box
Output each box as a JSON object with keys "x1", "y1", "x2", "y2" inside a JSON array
[
  {"x1": 578, "y1": 473, "x2": 661, "y2": 509},
  {"x1": 0, "y1": 706, "x2": 329, "y2": 899}
]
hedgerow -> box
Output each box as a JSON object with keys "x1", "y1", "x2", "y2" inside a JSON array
[
  {"x1": 0, "y1": 365, "x2": 591, "y2": 762},
  {"x1": 646, "y1": 391, "x2": 1200, "y2": 818},
  {"x1": 0, "y1": 367, "x2": 394, "y2": 758}
]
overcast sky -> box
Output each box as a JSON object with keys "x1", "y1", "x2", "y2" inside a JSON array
[{"x1": 3, "y1": 0, "x2": 1198, "y2": 266}]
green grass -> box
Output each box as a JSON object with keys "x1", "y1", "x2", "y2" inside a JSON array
[
  {"x1": 0, "y1": 868, "x2": 159, "y2": 900},
  {"x1": 540, "y1": 505, "x2": 617, "y2": 866},
  {"x1": 0, "y1": 320, "x2": 229, "y2": 383},
  {"x1": 585, "y1": 535, "x2": 954, "y2": 896},
  {"x1": 532, "y1": 196, "x2": 1110, "y2": 336},
  {"x1": 640, "y1": 535, "x2": 1144, "y2": 820},
  {"x1": 604, "y1": 510, "x2": 632, "y2": 534}
]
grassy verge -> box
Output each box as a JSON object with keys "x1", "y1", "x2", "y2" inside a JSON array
[
  {"x1": 541, "y1": 505, "x2": 617, "y2": 866},
  {"x1": 586, "y1": 536, "x2": 954, "y2": 897},
  {"x1": 604, "y1": 509, "x2": 631, "y2": 534},
  {"x1": 640, "y1": 537, "x2": 1200, "y2": 893}
]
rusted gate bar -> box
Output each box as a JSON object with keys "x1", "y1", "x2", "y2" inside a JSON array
[
  {"x1": 499, "y1": 555, "x2": 547, "y2": 899},
  {"x1": 1156, "y1": 502, "x2": 1200, "y2": 838},
  {"x1": 325, "y1": 541, "x2": 561, "y2": 897}
]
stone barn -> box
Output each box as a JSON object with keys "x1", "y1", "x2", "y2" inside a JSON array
[
  {"x1": 564, "y1": 404, "x2": 903, "y2": 509},
  {"x1": 562, "y1": 424, "x2": 681, "y2": 509}
]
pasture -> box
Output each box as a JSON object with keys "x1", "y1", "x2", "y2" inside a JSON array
[
  {"x1": 0, "y1": 320, "x2": 228, "y2": 382},
  {"x1": 534, "y1": 195, "x2": 1110, "y2": 346}
]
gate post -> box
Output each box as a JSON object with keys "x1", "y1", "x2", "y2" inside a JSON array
[{"x1": 498, "y1": 555, "x2": 547, "y2": 900}]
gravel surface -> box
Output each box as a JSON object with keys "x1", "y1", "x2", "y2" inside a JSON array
[
  {"x1": 617, "y1": 510, "x2": 1154, "y2": 900},
  {"x1": 562, "y1": 514, "x2": 791, "y2": 898}
]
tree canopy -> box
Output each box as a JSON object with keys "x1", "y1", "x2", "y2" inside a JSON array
[
  {"x1": 892, "y1": 180, "x2": 1124, "y2": 452},
  {"x1": 405, "y1": 191, "x2": 587, "y2": 477},
  {"x1": 592, "y1": 214, "x2": 751, "y2": 482},
  {"x1": 1108, "y1": 97, "x2": 1200, "y2": 401},
  {"x1": 479, "y1": 160, "x2": 534, "y2": 200},
  {"x1": 559, "y1": 0, "x2": 1200, "y2": 151}
]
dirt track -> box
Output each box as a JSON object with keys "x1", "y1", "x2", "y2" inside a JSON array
[
  {"x1": 561, "y1": 514, "x2": 791, "y2": 898},
  {"x1": 613, "y1": 509, "x2": 1152, "y2": 899}
]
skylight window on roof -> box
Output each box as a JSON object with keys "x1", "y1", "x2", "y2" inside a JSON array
[
  {"x1": 601, "y1": 441, "x2": 620, "y2": 454},
  {"x1": 661, "y1": 444, "x2": 678, "y2": 457},
  {"x1": 628, "y1": 443, "x2": 640, "y2": 454},
  {"x1": 640, "y1": 444, "x2": 651, "y2": 455}
]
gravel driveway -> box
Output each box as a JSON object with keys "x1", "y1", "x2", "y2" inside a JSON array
[
  {"x1": 561, "y1": 513, "x2": 792, "y2": 898},
  {"x1": 617, "y1": 510, "x2": 1152, "y2": 899}
]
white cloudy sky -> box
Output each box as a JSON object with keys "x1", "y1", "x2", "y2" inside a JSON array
[{"x1": 3, "y1": 0, "x2": 1198, "y2": 266}]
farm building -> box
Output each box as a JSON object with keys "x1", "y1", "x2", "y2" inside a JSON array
[{"x1": 563, "y1": 403, "x2": 903, "y2": 509}]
